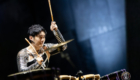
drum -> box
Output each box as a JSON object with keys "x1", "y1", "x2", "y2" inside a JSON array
[
  {"x1": 82, "y1": 74, "x2": 100, "y2": 80},
  {"x1": 7, "y1": 68, "x2": 57, "y2": 80},
  {"x1": 100, "y1": 69, "x2": 126, "y2": 80},
  {"x1": 59, "y1": 75, "x2": 76, "y2": 80}
]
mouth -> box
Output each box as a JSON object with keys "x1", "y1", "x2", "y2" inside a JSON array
[{"x1": 40, "y1": 43, "x2": 44, "y2": 45}]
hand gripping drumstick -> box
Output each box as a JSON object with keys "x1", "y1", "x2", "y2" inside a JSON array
[
  {"x1": 48, "y1": 0, "x2": 62, "y2": 43},
  {"x1": 25, "y1": 38, "x2": 45, "y2": 69}
]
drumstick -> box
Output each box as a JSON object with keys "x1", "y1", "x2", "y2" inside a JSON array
[
  {"x1": 25, "y1": 38, "x2": 39, "y2": 56},
  {"x1": 25, "y1": 38, "x2": 45, "y2": 69},
  {"x1": 48, "y1": 0, "x2": 58, "y2": 36},
  {"x1": 48, "y1": 0, "x2": 59, "y2": 62},
  {"x1": 48, "y1": 0, "x2": 54, "y2": 21}
]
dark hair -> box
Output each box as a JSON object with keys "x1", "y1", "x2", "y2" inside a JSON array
[{"x1": 27, "y1": 24, "x2": 47, "y2": 37}]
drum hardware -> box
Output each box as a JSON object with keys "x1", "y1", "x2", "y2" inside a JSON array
[
  {"x1": 60, "y1": 52, "x2": 76, "y2": 69},
  {"x1": 100, "y1": 69, "x2": 127, "y2": 80},
  {"x1": 76, "y1": 70, "x2": 83, "y2": 80},
  {"x1": 52, "y1": 67, "x2": 61, "y2": 80}
]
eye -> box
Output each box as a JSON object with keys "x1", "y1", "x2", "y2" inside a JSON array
[{"x1": 40, "y1": 36, "x2": 45, "y2": 39}]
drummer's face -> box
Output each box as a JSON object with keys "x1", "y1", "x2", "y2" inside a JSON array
[{"x1": 32, "y1": 31, "x2": 46, "y2": 48}]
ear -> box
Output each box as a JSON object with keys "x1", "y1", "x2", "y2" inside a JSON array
[{"x1": 29, "y1": 36, "x2": 33, "y2": 42}]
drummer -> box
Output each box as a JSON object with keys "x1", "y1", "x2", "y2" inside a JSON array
[{"x1": 17, "y1": 21, "x2": 67, "y2": 72}]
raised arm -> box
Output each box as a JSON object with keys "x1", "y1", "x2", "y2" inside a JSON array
[{"x1": 50, "y1": 21, "x2": 67, "y2": 51}]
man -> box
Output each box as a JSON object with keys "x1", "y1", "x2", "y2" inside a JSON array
[{"x1": 17, "y1": 21, "x2": 67, "y2": 72}]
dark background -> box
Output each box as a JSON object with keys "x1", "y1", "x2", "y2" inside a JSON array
[{"x1": 0, "y1": 0, "x2": 139, "y2": 80}]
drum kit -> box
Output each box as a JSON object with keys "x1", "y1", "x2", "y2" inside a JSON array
[
  {"x1": 7, "y1": 68, "x2": 101, "y2": 80},
  {"x1": 7, "y1": 68, "x2": 128, "y2": 80}
]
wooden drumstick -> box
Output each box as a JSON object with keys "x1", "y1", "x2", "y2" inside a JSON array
[
  {"x1": 25, "y1": 38, "x2": 45, "y2": 69},
  {"x1": 25, "y1": 38, "x2": 39, "y2": 56},
  {"x1": 48, "y1": 0, "x2": 61, "y2": 43},
  {"x1": 48, "y1": 0, "x2": 54, "y2": 21}
]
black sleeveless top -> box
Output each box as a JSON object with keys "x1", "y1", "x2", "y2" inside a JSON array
[{"x1": 27, "y1": 53, "x2": 48, "y2": 67}]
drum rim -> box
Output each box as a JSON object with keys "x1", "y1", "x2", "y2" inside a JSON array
[{"x1": 8, "y1": 68, "x2": 51, "y2": 77}]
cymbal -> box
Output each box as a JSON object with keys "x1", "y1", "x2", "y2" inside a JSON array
[
  {"x1": 8, "y1": 68, "x2": 51, "y2": 77},
  {"x1": 44, "y1": 39, "x2": 74, "y2": 52}
]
